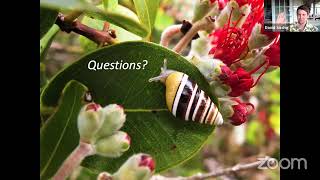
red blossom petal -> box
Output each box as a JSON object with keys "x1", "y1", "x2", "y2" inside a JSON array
[{"x1": 219, "y1": 68, "x2": 254, "y2": 97}]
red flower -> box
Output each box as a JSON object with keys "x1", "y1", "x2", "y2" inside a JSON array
[
  {"x1": 265, "y1": 38, "x2": 280, "y2": 67},
  {"x1": 230, "y1": 98, "x2": 254, "y2": 125},
  {"x1": 241, "y1": 0, "x2": 264, "y2": 35},
  {"x1": 219, "y1": 67, "x2": 254, "y2": 97},
  {"x1": 139, "y1": 154, "x2": 155, "y2": 172},
  {"x1": 236, "y1": 0, "x2": 250, "y2": 7},
  {"x1": 209, "y1": 7, "x2": 250, "y2": 66}
]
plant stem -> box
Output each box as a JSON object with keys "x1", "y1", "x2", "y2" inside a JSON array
[
  {"x1": 160, "y1": 24, "x2": 182, "y2": 47},
  {"x1": 151, "y1": 156, "x2": 272, "y2": 180},
  {"x1": 173, "y1": 16, "x2": 216, "y2": 54},
  {"x1": 52, "y1": 142, "x2": 95, "y2": 180},
  {"x1": 55, "y1": 13, "x2": 118, "y2": 46}
]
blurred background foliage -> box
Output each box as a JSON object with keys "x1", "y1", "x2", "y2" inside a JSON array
[{"x1": 43, "y1": 0, "x2": 280, "y2": 179}]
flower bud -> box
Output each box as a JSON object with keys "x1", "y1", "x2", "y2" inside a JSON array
[
  {"x1": 78, "y1": 103, "x2": 104, "y2": 143},
  {"x1": 112, "y1": 153, "x2": 155, "y2": 180},
  {"x1": 97, "y1": 172, "x2": 112, "y2": 180},
  {"x1": 189, "y1": 56, "x2": 227, "y2": 82},
  {"x1": 220, "y1": 98, "x2": 254, "y2": 126},
  {"x1": 94, "y1": 131, "x2": 130, "y2": 158},
  {"x1": 95, "y1": 104, "x2": 126, "y2": 138}
]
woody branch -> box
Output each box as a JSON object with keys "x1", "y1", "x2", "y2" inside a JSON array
[
  {"x1": 151, "y1": 156, "x2": 273, "y2": 180},
  {"x1": 55, "y1": 13, "x2": 118, "y2": 46}
]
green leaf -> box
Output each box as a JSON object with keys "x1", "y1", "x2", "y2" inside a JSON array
[
  {"x1": 103, "y1": 0, "x2": 118, "y2": 10},
  {"x1": 132, "y1": 0, "x2": 161, "y2": 37},
  {"x1": 87, "y1": 5, "x2": 148, "y2": 37},
  {"x1": 40, "y1": 0, "x2": 148, "y2": 37},
  {"x1": 79, "y1": 15, "x2": 141, "y2": 52},
  {"x1": 40, "y1": 41, "x2": 218, "y2": 173},
  {"x1": 40, "y1": 24, "x2": 60, "y2": 62},
  {"x1": 40, "y1": 80, "x2": 88, "y2": 180},
  {"x1": 40, "y1": 7, "x2": 58, "y2": 39},
  {"x1": 40, "y1": 0, "x2": 92, "y2": 11},
  {"x1": 154, "y1": 8, "x2": 174, "y2": 31}
]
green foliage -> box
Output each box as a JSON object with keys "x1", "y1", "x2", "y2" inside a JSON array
[
  {"x1": 154, "y1": 8, "x2": 174, "y2": 31},
  {"x1": 246, "y1": 120, "x2": 266, "y2": 146},
  {"x1": 40, "y1": 7, "x2": 58, "y2": 39},
  {"x1": 40, "y1": 80, "x2": 88, "y2": 180},
  {"x1": 103, "y1": 0, "x2": 118, "y2": 11},
  {"x1": 40, "y1": 41, "x2": 218, "y2": 173},
  {"x1": 40, "y1": 25, "x2": 60, "y2": 62},
  {"x1": 132, "y1": 0, "x2": 161, "y2": 38},
  {"x1": 40, "y1": 0, "x2": 149, "y2": 37}
]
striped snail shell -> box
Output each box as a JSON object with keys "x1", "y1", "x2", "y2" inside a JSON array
[{"x1": 149, "y1": 59, "x2": 223, "y2": 126}]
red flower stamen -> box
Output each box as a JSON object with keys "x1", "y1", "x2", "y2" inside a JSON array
[{"x1": 210, "y1": 8, "x2": 250, "y2": 66}]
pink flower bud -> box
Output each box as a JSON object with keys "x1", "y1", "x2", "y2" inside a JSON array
[
  {"x1": 230, "y1": 98, "x2": 254, "y2": 125},
  {"x1": 125, "y1": 133, "x2": 131, "y2": 145},
  {"x1": 112, "y1": 153, "x2": 155, "y2": 180},
  {"x1": 139, "y1": 154, "x2": 155, "y2": 172},
  {"x1": 85, "y1": 103, "x2": 101, "y2": 111}
]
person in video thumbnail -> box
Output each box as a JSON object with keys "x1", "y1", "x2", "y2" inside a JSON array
[{"x1": 277, "y1": 5, "x2": 318, "y2": 32}]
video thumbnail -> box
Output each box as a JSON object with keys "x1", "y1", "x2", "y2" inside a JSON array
[{"x1": 264, "y1": 0, "x2": 320, "y2": 32}]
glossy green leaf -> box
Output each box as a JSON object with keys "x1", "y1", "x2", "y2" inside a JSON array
[
  {"x1": 40, "y1": 0, "x2": 148, "y2": 37},
  {"x1": 86, "y1": 5, "x2": 148, "y2": 37},
  {"x1": 133, "y1": 0, "x2": 161, "y2": 37},
  {"x1": 40, "y1": 24, "x2": 60, "y2": 62},
  {"x1": 40, "y1": 7, "x2": 58, "y2": 39},
  {"x1": 40, "y1": 41, "x2": 218, "y2": 173},
  {"x1": 40, "y1": 80, "x2": 88, "y2": 180}
]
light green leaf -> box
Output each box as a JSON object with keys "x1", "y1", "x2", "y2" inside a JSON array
[
  {"x1": 40, "y1": 80, "x2": 88, "y2": 180},
  {"x1": 133, "y1": 0, "x2": 161, "y2": 37},
  {"x1": 40, "y1": 24, "x2": 60, "y2": 62},
  {"x1": 40, "y1": 41, "x2": 218, "y2": 173},
  {"x1": 103, "y1": 0, "x2": 118, "y2": 10}
]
